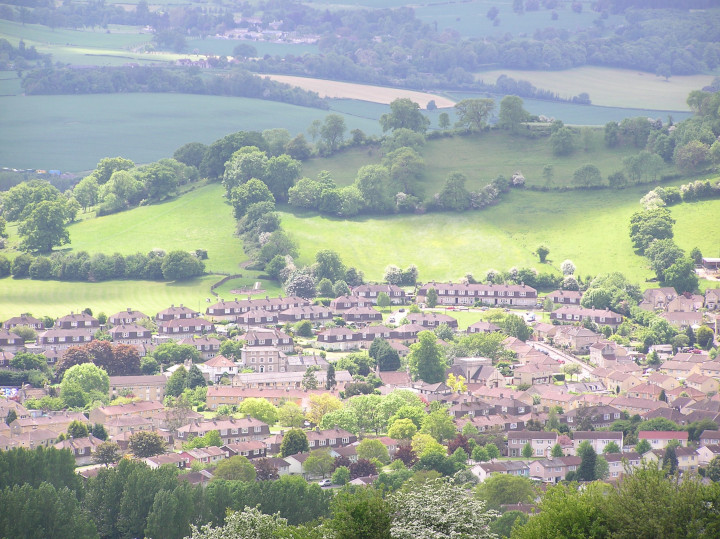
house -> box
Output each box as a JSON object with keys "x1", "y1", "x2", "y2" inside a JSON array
[
  {"x1": 145, "y1": 452, "x2": 186, "y2": 469},
  {"x1": 466, "y1": 321, "x2": 501, "y2": 334},
  {"x1": 10, "y1": 412, "x2": 87, "y2": 436},
  {"x1": 104, "y1": 415, "x2": 153, "y2": 437},
  {"x1": 352, "y1": 284, "x2": 407, "y2": 304},
  {"x1": 701, "y1": 258, "x2": 720, "y2": 271},
  {"x1": 507, "y1": 430, "x2": 557, "y2": 457},
  {"x1": 306, "y1": 427, "x2": 357, "y2": 450},
  {"x1": 389, "y1": 323, "x2": 425, "y2": 343},
  {"x1": 237, "y1": 309, "x2": 279, "y2": 328},
  {"x1": 627, "y1": 382, "x2": 664, "y2": 401},
  {"x1": 181, "y1": 446, "x2": 226, "y2": 466},
  {"x1": 36, "y1": 328, "x2": 93, "y2": 350},
  {"x1": 550, "y1": 306, "x2": 623, "y2": 328},
  {"x1": 283, "y1": 452, "x2": 310, "y2": 475},
  {"x1": 232, "y1": 369, "x2": 351, "y2": 390},
  {"x1": 660, "y1": 361, "x2": 701, "y2": 378},
  {"x1": 284, "y1": 354, "x2": 329, "y2": 373},
  {"x1": 406, "y1": 312, "x2": 458, "y2": 329},
  {"x1": 589, "y1": 341, "x2": 630, "y2": 368},
  {"x1": 659, "y1": 311, "x2": 703, "y2": 329},
  {"x1": 10, "y1": 428, "x2": 57, "y2": 448},
  {"x1": 108, "y1": 375, "x2": 166, "y2": 401},
  {"x1": 205, "y1": 386, "x2": 328, "y2": 410},
  {"x1": 450, "y1": 400, "x2": 493, "y2": 419},
  {"x1": 532, "y1": 323, "x2": 556, "y2": 342},
  {"x1": 356, "y1": 325, "x2": 393, "y2": 347},
  {"x1": 156, "y1": 304, "x2": 200, "y2": 321},
  {"x1": 604, "y1": 452, "x2": 642, "y2": 479},
  {"x1": 206, "y1": 296, "x2": 310, "y2": 319},
  {"x1": 341, "y1": 306, "x2": 383, "y2": 324},
  {"x1": 572, "y1": 431, "x2": 623, "y2": 455},
  {"x1": 472, "y1": 461, "x2": 530, "y2": 482},
  {"x1": 200, "y1": 355, "x2": 238, "y2": 383},
  {"x1": 610, "y1": 396, "x2": 668, "y2": 415},
  {"x1": 604, "y1": 371, "x2": 643, "y2": 394},
  {"x1": 3, "y1": 313, "x2": 44, "y2": 330},
  {"x1": 646, "y1": 372, "x2": 681, "y2": 392},
  {"x1": 277, "y1": 306, "x2": 333, "y2": 324},
  {"x1": 109, "y1": 324, "x2": 153, "y2": 345},
  {"x1": 667, "y1": 294, "x2": 704, "y2": 313},
  {"x1": 55, "y1": 312, "x2": 99, "y2": 330},
  {"x1": 0, "y1": 329, "x2": 24, "y2": 352},
  {"x1": 564, "y1": 405, "x2": 623, "y2": 430},
  {"x1": 512, "y1": 363, "x2": 555, "y2": 386},
  {"x1": 107, "y1": 309, "x2": 150, "y2": 326},
  {"x1": 640, "y1": 288, "x2": 678, "y2": 311},
  {"x1": 416, "y1": 282, "x2": 538, "y2": 307},
  {"x1": 316, "y1": 327, "x2": 359, "y2": 351},
  {"x1": 546, "y1": 289, "x2": 583, "y2": 305},
  {"x1": 176, "y1": 418, "x2": 270, "y2": 445},
  {"x1": 221, "y1": 441, "x2": 266, "y2": 460},
  {"x1": 685, "y1": 373, "x2": 718, "y2": 394},
  {"x1": 88, "y1": 400, "x2": 165, "y2": 425},
  {"x1": 329, "y1": 295, "x2": 371, "y2": 312},
  {"x1": 178, "y1": 336, "x2": 221, "y2": 361},
  {"x1": 697, "y1": 444, "x2": 720, "y2": 465},
  {"x1": 239, "y1": 346, "x2": 285, "y2": 373},
  {"x1": 643, "y1": 447, "x2": 699, "y2": 473},
  {"x1": 529, "y1": 456, "x2": 581, "y2": 483},
  {"x1": 705, "y1": 289, "x2": 720, "y2": 310},
  {"x1": 552, "y1": 326, "x2": 602, "y2": 353},
  {"x1": 53, "y1": 435, "x2": 104, "y2": 466},
  {"x1": 157, "y1": 318, "x2": 214, "y2": 340},
  {"x1": 699, "y1": 430, "x2": 720, "y2": 447},
  {"x1": 377, "y1": 370, "x2": 413, "y2": 389},
  {"x1": 244, "y1": 329, "x2": 294, "y2": 352},
  {"x1": 638, "y1": 430, "x2": 688, "y2": 449}
]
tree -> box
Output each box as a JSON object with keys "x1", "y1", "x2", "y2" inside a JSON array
[
  {"x1": 239, "y1": 398, "x2": 278, "y2": 426},
  {"x1": 498, "y1": 95, "x2": 530, "y2": 133},
  {"x1": 696, "y1": 326, "x2": 714, "y2": 350},
  {"x1": 577, "y1": 440, "x2": 597, "y2": 481},
  {"x1": 280, "y1": 429, "x2": 309, "y2": 457},
  {"x1": 73, "y1": 175, "x2": 100, "y2": 211},
  {"x1": 376, "y1": 292, "x2": 391, "y2": 310},
  {"x1": 391, "y1": 478, "x2": 498, "y2": 539},
  {"x1": 18, "y1": 200, "x2": 70, "y2": 252},
  {"x1": 327, "y1": 486, "x2": 392, "y2": 539},
  {"x1": 189, "y1": 505, "x2": 289, "y2": 539},
  {"x1": 535, "y1": 244, "x2": 550, "y2": 264},
  {"x1": 357, "y1": 439, "x2": 391, "y2": 465},
  {"x1": 304, "y1": 449, "x2": 335, "y2": 478},
  {"x1": 388, "y1": 418, "x2": 418, "y2": 442},
  {"x1": 93, "y1": 441, "x2": 121, "y2": 466},
  {"x1": 369, "y1": 338, "x2": 401, "y2": 372},
  {"x1": 380, "y1": 98, "x2": 429, "y2": 133},
  {"x1": 67, "y1": 419, "x2": 89, "y2": 439},
  {"x1": 314, "y1": 249, "x2": 346, "y2": 283},
  {"x1": 502, "y1": 314, "x2": 531, "y2": 341},
  {"x1": 550, "y1": 126, "x2": 575, "y2": 156},
  {"x1": 166, "y1": 366, "x2": 188, "y2": 398},
  {"x1": 325, "y1": 362, "x2": 337, "y2": 390},
  {"x1": 302, "y1": 367, "x2": 319, "y2": 390},
  {"x1": 185, "y1": 364, "x2": 207, "y2": 390},
  {"x1": 354, "y1": 164, "x2": 392, "y2": 213},
  {"x1": 385, "y1": 147, "x2": 425, "y2": 195},
  {"x1": 475, "y1": 474, "x2": 536, "y2": 512},
  {"x1": 420, "y1": 409, "x2": 456, "y2": 443},
  {"x1": 214, "y1": 455, "x2": 257, "y2": 481},
  {"x1": 307, "y1": 393, "x2": 343, "y2": 425},
  {"x1": 439, "y1": 112, "x2": 450, "y2": 129},
  {"x1": 129, "y1": 431, "x2": 166, "y2": 458},
  {"x1": 331, "y1": 465, "x2": 351, "y2": 486},
  {"x1": 277, "y1": 402, "x2": 305, "y2": 429},
  {"x1": 572, "y1": 164, "x2": 603, "y2": 187},
  {"x1": 436, "y1": 172, "x2": 470, "y2": 211},
  {"x1": 551, "y1": 443, "x2": 564, "y2": 458},
  {"x1": 603, "y1": 441, "x2": 620, "y2": 454},
  {"x1": 646, "y1": 239, "x2": 685, "y2": 281},
  {"x1": 521, "y1": 442, "x2": 533, "y2": 458},
  {"x1": 160, "y1": 250, "x2": 204, "y2": 281},
  {"x1": 60, "y1": 363, "x2": 109, "y2": 408},
  {"x1": 320, "y1": 114, "x2": 347, "y2": 152},
  {"x1": 706, "y1": 455, "x2": 720, "y2": 482},
  {"x1": 426, "y1": 288, "x2": 438, "y2": 308},
  {"x1": 408, "y1": 331, "x2": 446, "y2": 383},
  {"x1": 454, "y1": 98, "x2": 495, "y2": 132},
  {"x1": 229, "y1": 178, "x2": 275, "y2": 219},
  {"x1": 350, "y1": 458, "x2": 377, "y2": 479}
]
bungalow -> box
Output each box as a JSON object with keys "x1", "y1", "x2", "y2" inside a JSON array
[
  {"x1": 638, "y1": 430, "x2": 688, "y2": 449},
  {"x1": 406, "y1": 312, "x2": 458, "y2": 329},
  {"x1": 341, "y1": 306, "x2": 383, "y2": 324},
  {"x1": 205, "y1": 386, "x2": 326, "y2": 410},
  {"x1": 659, "y1": 311, "x2": 703, "y2": 329},
  {"x1": 283, "y1": 452, "x2": 310, "y2": 475},
  {"x1": 377, "y1": 370, "x2": 413, "y2": 389},
  {"x1": 416, "y1": 282, "x2": 537, "y2": 307},
  {"x1": 200, "y1": 355, "x2": 238, "y2": 383},
  {"x1": 572, "y1": 431, "x2": 623, "y2": 455},
  {"x1": 262, "y1": 457, "x2": 291, "y2": 475},
  {"x1": 157, "y1": 318, "x2": 214, "y2": 339},
  {"x1": 507, "y1": 430, "x2": 557, "y2": 457},
  {"x1": 277, "y1": 306, "x2": 333, "y2": 324},
  {"x1": 108, "y1": 375, "x2": 166, "y2": 401},
  {"x1": 3, "y1": 313, "x2": 44, "y2": 330},
  {"x1": 546, "y1": 290, "x2": 583, "y2": 305},
  {"x1": 532, "y1": 322, "x2": 556, "y2": 342},
  {"x1": 53, "y1": 435, "x2": 104, "y2": 466},
  {"x1": 107, "y1": 308, "x2": 150, "y2": 326},
  {"x1": 55, "y1": 312, "x2": 99, "y2": 330},
  {"x1": 352, "y1": 284, "x2": 407, "y2": 304},
  {"x1": 550, "y1": 306, "x2": 623, "y2": 328},
  {"x1": 178, "y1": 336, "x2": 221, "y2": 360},
  {"x1": 156, "y1": 304, "x2": 199, "y2": 321},
  {"x1": 529, "y1": 456, "x2": 581, "y2": 483},
  {"x1": 221, "y1": 441, "x2": 266, "y2": 460},
  {"x1": 108, "y1": 324, "x2": 152, "y2": 345},
  {"x1": 466, "y1": 321, "x2": 501, "y2": 334},
  {"x1": 284, "y1": 354, "x2": 329, "y2": 373},
  {"x1": 643, "y1": 447, "x2": 699, "y2": 473},
  {"x1": 176, "y1": 418, "x2": 270, "y2": 445},
  {"x1": 36, "y1": 328, "x2": 93, "y2": 350}
]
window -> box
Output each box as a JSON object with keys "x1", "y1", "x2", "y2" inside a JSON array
[
  {"x1": 319, "y1": 440, "x2": 326, "y2": 446},
  {"x1": 242, "y1": 428, "x2": 248, "y2": 434},
  {"x1": 342, "y1": 437, "x2": 349, "y2": 444},
  {"x1": 518, "y1": 407, "x2": 525, "y2": 413},
  {"x1": 254, "y1": 426, "x2": 261, "y2": 433}
]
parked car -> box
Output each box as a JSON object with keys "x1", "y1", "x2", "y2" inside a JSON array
[{"x1": 318, "y1": 479, "x2": 331, "y2": 487}]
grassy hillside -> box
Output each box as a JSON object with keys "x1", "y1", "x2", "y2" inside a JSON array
[{"x1": 300, "y1": 130, "x2": 676, "y2": 191}]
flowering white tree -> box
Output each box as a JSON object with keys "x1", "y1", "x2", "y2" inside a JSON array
[
  {"x1": 188, "y1": 506, "x2": 288, "y2": 539},
  {"x1": 390, "y1": 478, "x2": 498, "y2": 538},
  {"x1": 560, "y1": 259, "x2": 576, "y2": 276}
]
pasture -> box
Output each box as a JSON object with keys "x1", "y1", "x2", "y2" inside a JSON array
[
  {"x1": 299, "y1": 130, "x2": 676, "y2": 190},
  {"x1": 475, "y1": 67, "x2": 714, "y2": 111},
  {"x1": 0, "y1": 93, "x2": 380, "y2": 172}
]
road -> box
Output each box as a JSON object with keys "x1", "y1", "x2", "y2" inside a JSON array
[{"x1": 530, "y1": 341, "x2": 594, "y2": 380}]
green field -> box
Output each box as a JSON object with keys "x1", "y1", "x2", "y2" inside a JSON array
[
  {"x1": 299, "y1": 130, "x2": 676, "y2": 191},
  {"x1": 0, "y1": 93, "x2": 381, "y2": 172}
]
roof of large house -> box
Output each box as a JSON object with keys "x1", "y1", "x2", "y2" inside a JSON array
[
  {"x1": 508, "y1": 430, "x2": 557, "y2": 440},
  {"x1": 93, "y1": 400, "x2": 165, "y2": 416},
  {"x1": 573, "y1": 431, "x2": 622, "y2": 440},
  {"x1": 638, "y1": 430, "x2": 688, "y2": 439},
  {"x1": 204, "y1": 355, "x2": 237, "y2": 368},
  {"x1": 109, "y1": 375, "x2": 167, "y2": 386}
]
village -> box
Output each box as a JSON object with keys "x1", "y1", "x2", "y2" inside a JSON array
[{"x1": 1, "y1": 273, "x2": 720, "y2": 504}]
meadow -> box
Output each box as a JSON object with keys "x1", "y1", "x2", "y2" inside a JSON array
[
  {"x1": 474, "y1": 67, "x2": 715, "y2": 111},
  {"x1": 299, "y1": 130, "x2": 675, "y2": 190}
]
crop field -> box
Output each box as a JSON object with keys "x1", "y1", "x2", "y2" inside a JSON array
[
  {"x1": 280, "y1": 183, "x2": 720, "y2": 286},
  {"x1": 300, "y1": 130, "x2": 675, "y2": 190},
  {"x1": 0, "y1": 93, "x2": 381, "y2": 172},
  {"x1": 475, "y1": 67, "x2": 715, "y2": 111},
  {"x1": 262, "y1": 75, "x2": 456, "y2": 108}
]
